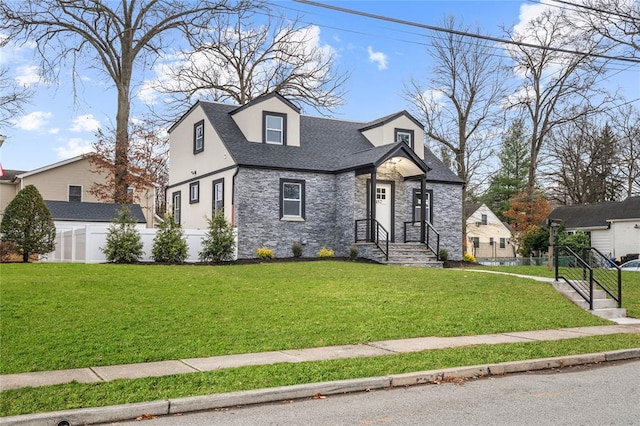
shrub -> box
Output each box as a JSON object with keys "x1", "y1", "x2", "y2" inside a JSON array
[
  {"x1": 292, "y1": 242, "x2": 303, "y2": 258},
  {"x1": 102, "y1": 206, "x2": 144, "y2": 263},
  {"x1": 438, "y1": 249, "x2": 449, "y2": 261},
  {"x1": 257, "y1": 247, "x2": 275, "y2": 260},
  {"x1": 0, "y1": 241, "x2": 19, "y2": 263},
  {"x1": 0, "y1": 185, "x2": 56, "y2": 262},
  {"x1": 463, "y1": 252, "x2": 477, "y2": 263},
  {"x1": 317, "y1": 247, "x2": 335, "y2": 258},
  {"x1": 152, "y1": 214, "x2": 188, "y2": 263},
  {"x1": 349, "y1": 245, "x2": 358, "y2": 261},
  {"x1": 199, "y1": 209, "x2": 235, "y2": 263}
]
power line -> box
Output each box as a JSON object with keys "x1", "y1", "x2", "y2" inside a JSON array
[
  {"x1": 545, "y1": 0, "x2": 634, "y2": 20},
  {"x1": 292, "y1": 0, "x2": 640, "y2": 64}
]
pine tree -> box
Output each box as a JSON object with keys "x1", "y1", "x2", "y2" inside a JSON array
[
  {"x1": 0, "y1": 185, "x2": 56, "y2": 262},
  {"x1": 482, "y1": 119, "x2": 530, "y2": 220},
  {"x1": 199, "y1": 210, "x2": 235, "y2": 263},
  {"x1": 102, "y1": 206, "x2": 144, "y2": 263},
  {"x1": 152, "y1": 214, "x2": 188, "y2": 263}
]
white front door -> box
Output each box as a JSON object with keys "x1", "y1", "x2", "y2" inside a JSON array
[{"x1": 375, "y1": 183, "x2": 392, "y2": 239}]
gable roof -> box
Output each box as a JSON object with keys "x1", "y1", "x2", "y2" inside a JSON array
[
  {"x1": 16, "y1": 155, "x2": 87, "y2": 179},
  {"x1": 197, "y1": 101, "x2": 463, "y2": 184},
  {"x1": 547, "y1": 197, "x2": 640, "y2": 228},
  {"x1": 229, "y1": 92, "x2": 301, "y2": 115},
  {"x1": 45, "y1": 201, "x2": 146, "y2": 223},
  {"x1": 0, "y1": 169, "x2": 26, "y2": 182},
  {"x1": 358, "y1": 111, "x2": 424, "y2": 132}
]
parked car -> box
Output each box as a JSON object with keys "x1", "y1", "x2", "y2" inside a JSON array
[{"x1": 619, "y1": 259, "x2": 640, "y2": 272}]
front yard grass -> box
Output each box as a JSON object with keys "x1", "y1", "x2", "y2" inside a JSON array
[
  {"x1": 477, "y1": 265, "x2": 640, "y2": 318},
  {"x1": 1, "y1": 262, "x2": 612, "y2": 375}
]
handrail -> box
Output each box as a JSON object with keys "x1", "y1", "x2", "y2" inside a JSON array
[
  {"x1": 403, "y1": 221, "x2": 440, "y2": 259},
  {"x1": 582, "y1": 246, "x2": 622, "y2": 308},
  {"x1": 355, "y1": 219, "x2": 389, "y2": 261},
  {"x1": 555, "y1": 245, "x2": 594, "y2": 309}
]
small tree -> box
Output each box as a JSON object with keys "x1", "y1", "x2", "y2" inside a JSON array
[
  {"x1": 102, "y1": 206, "x2": 144, "y2": 263},
  {"x1": 199, "y1": 210, "x2": 235, "y2": 263},
  {"x1": 518, "y1": 225, "x2": 549, "y2": 257},
  {"x1": 152, "y1": 214, "x2": 188, "y2": 264},
  {"x1": 557, "y1": 230, "x2": 591, "y2": 254},
  {"x1": 0, "y1": 185, "x2": 55, "y2": 262}
]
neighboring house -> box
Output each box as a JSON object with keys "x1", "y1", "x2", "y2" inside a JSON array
[
  {"x1": 45, "y1": 200, "x2": 147, "y2": 231},
  {"x1": 466, "y1": 203, "x2": 516, "y2": 259},
  {"x1": 0, "y1": 156, "x2": 156, "y2": 228},
  {"x1": 167, "y1": 92, "x2": 464, "y2": 262},
  {"x1": 547, "y1": 197, "x2": 640, "y2": 262}
]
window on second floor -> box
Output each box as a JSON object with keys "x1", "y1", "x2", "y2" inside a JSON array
[
  {"x1": 68, "y1": 185, "x2": 82, "y2": 202},
  {"x1": 481, "y1": 214, "x2": 488, "y2": 225},
  {"x1": 189, "y1": 181, "x2": 200, "y2": 204},
  {"x1": 395, "y1": 128, "x2": 414, "y2": 149},
  {"x1": 194, "y1": 120, "x2": 204, "y2": 154},
  {"x1": 264, "y1": 112, "x2": 286, "y2": 145}
]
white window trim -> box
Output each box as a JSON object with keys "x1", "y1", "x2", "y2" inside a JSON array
[
  {"x1": 265, "y1": 114, "x2": 284, "y2": 145},
  {"x1": 68, "y1": 184, "x2": 83, "y2": 202}
]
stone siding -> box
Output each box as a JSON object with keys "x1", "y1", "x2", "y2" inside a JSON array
[{"x1": 234, "y1": 168, "x2": 355, "y2": 258}]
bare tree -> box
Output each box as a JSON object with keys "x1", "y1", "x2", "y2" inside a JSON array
[
  {"x1": 558, "y1": 0, "x2": 640, "y2": 57},
  {"x1": 86, "y1": 120, "x2": 168, "y2": 215},
  {"x1": 155, "y1": 10, "x2": 347, "y2": 115},
  {"x1": 505, "y1": 8, "x2": 612, "y2": 212},
  {"x1": 0, "y1": 66, "x2": 33, "y2": 129},
  {"x1": 547, "y1": 115, "x2": 621, "y2": 204},
  {"x1": 613, "y1": 104, "x2": 640, "y2": 197},
  {"x1": 0, "y1": 0, "x2": 257, "y2": 202},
  {"x1": 404, "y1": 16, "x2": 508, "y2": 246}
]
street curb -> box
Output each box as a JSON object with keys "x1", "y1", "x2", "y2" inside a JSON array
[{"x1": 2, "y1": 349, "x2": 638, "y2": 426}]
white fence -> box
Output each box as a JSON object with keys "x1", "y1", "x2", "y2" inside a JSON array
[{"x1": 44, "y1": 226, "x2": 211, "y2": 263}]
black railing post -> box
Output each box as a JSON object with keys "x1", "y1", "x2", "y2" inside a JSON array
[
  {"x1": 554, "y1": 245, "x2": 559, "y2": 280},
  {"x1": 589, "y1": 268, "x2": 594, "y2": 310}
]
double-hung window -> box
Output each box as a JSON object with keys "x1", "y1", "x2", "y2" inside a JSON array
[
  {"x1": 193, "y1": 120, "x2": 204, "y2": 154},
  {"x1": 481, "y1": 214, "x2": 488, "y2": 225},
  {"x1": 280, "y1": 179, "x2": 305, "y2": 220},
  {"x1": 500, "y1": 237, "x2": 506, "y2": 249},
  {"x1": 68, "y1": 185, "x2": 82, "y2": 202},
  {"x1": 395, "y1": 128, "x2": 414, "y2": 149},
  {"x1": 412, "y1": 189, "x2": 432, "y2": 223},
  {"x1": 189, "y1": 181, "x2": 200, "y2": 204},
  {"x1": 172, "y1": 191, "x2": 181, "y2": 223},
  {"x1": 264, "y1": 112, "x2": 286, "y2": 145},
  {"x1": 212, "y1": 179, "x2": 224, "y2": 214}
]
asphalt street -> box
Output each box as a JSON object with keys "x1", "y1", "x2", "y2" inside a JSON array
[{"x1": 114, "y1": 359, "x2": 640, "y2": 426}]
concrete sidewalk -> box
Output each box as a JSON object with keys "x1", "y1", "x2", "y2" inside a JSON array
[{"x1": 2, "y1": 324, "x2": 640, "y2": 392}]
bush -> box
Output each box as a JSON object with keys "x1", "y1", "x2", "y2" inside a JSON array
[
  {"x1": 102, "y1": 206, "x2": 144, "y2": 263},
  {"x1": 199, "y1": 209, "x2": 235, "y2": 263},
  {"x1": 349, "y1": 245, "x2": 358, "y2": 261},
  {"x1": 463, "y1": 252, "x2": 477, "y2": 263},
  {"x1": 438, "y1": 249, "x2": 449, "y2": 261},
  {"x1": 317, "y1": 247, "x2": 335, "y2": 258},
  {"x1": 257, "y1": 247, "x2": 275, "y2": 260},
  {"x1": 292, "y1": 242, "x2": 303, "y2": 258},
  {"x1": 152, "y1": 214, "x2": 188, "y2": 263},
  {"x1": 0, "y1": 185, "x2": 56, "y2": 262},
  {"x1": 0, "y1": 241, "x2": 19, "y2": 263}
]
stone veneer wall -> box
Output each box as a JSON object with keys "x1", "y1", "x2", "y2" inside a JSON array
[{"x1": 234, "y1": 168, "x2": 356, "y2": 259}]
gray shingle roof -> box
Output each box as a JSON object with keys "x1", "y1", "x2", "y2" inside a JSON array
[
  {"x1": 45, "y1": 201, "x2": 146, "y2": 223},
  {"x1": 548, "y1": 197, "x2": 640, "y2": 228},
  {"x1": 198, "y1": 101, "x2": 462, "y2": 184},
  {"x1": 0, "y1": 170, "x2": 26, "y2": 181}
]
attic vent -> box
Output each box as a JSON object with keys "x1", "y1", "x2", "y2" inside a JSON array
[{"x1": 475, "y1": 221, "x2": 482, "y2": 226}]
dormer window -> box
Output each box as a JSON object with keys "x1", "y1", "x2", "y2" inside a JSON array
[
  {"x1": 264, "y1": 112, "x2": 286, "y2": 145},
  {"x1": 194, "y1": 120, "x2": 204, "y2": 154},
  {"x1": 395, "y1": 129, "x2": 414, "y2": 149}
]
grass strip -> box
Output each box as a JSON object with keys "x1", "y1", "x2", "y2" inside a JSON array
[{"x1": 2, "y1": 334, "x2": 638, "y2": 417}]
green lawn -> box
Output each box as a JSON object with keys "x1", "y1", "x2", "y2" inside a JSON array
[
  {"x1": 476, "y1": 265, "x2": 640, "y2": 318},
  {"x1": 2, "y1": 261, "x2": 640, "y2": 418},
  {"x1": 0, "y1": 262, "x2": 612, "y2": 375}
]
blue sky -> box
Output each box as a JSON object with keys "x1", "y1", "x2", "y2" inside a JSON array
[{"x1": 1, "y1": 0, "x2": 638, "y2": 172}]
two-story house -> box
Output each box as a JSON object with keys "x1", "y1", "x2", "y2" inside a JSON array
[
  {"x1": 167, "y1": 92, "x2": 464, "y2": 263},
  {"x1": 466, "y1": 203, "x2": 516, "y2": 260}
]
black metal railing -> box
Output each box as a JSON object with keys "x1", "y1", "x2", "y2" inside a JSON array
[
  {"x1": 555, "y1": 246, "x2": 623, "y2": 310},
  {"x1": 555, "y1": 246, "x2": 594, "y2": 309},
  {"x1": 582, "y1": 247, "x2": 622, "y2": 308},
  {"x1": 403, "y1": 221, "x2": 440, "y2": 259},
  {"x1": 355, "y1": 219, "x2": 389, "y2": 261}
]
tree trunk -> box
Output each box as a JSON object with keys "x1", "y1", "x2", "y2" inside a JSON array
[{"x1": 22, "y1": 251, "x2": 29, "y2": 262}]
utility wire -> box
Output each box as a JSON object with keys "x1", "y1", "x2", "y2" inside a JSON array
[
  {"x1": 546, "y1": 0, "x2": 634, "y2": 20},
  {"x1": 293, "y1": 0, "x2": 640, "y2": 64}
]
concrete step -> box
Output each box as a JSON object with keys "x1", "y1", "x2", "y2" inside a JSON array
[
  {"x1": 551, "y1": 280, "x2": 627, "y2": 321},
  {"x1": 591, "y1": 308, "x2": 627, "y2": 320},
  {"x1": 574, "y1": 298, "x2": 619, "y2": 310}
]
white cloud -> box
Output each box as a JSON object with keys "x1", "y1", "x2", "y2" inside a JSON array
[
  {"x1": 367, "y1": 46, "x2": 388, "y2": 70},
  {"x1": 14, "y1": 65, "x2": 42, "y2": 86},
  {"x1": 54, "y1": 138, "x2": 94, "y2": 159},
  {"x1": 12, "y1": 111, "x2": 53, "y2": 131},
  {"x1": 69, "y1": 114, "x2": 101, "y2": 133},
  {"x1": 48, "y1": 128, "x2": 60, "y2": 135}
]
